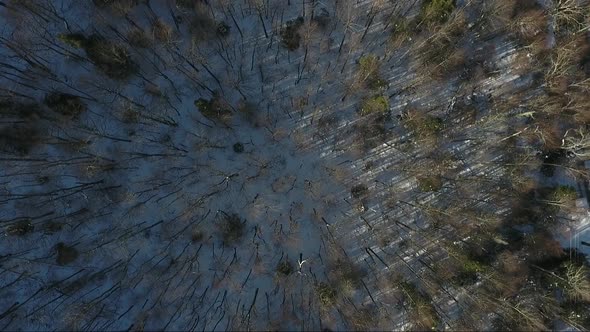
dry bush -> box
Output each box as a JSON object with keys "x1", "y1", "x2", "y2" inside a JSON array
[
  {"x1": 501, "y1": 290, "x2": 559, "y2": 331},
  {"x1": 127, "y1": 28, "x2": 152, "y2": 48},
  {"x1": 5, "y1": 219, "x2": 34, "y2": 236},
  {"x1": 59, "y1": 34, "x2": 136, "y2": 79},
  {"x1": 152, "y1": 19, "x2": 174, "y2": 43},
  {"x1": 418, "y1": 0, "x2": 456, "y2": 26},
  {"x1": 189, "y1": 6, "x2": 216, "y2": 42},
  {"x1": 56, "y1": 242, "x2": 79, "y2": 265},
  {"x1": 388, "y1": 17, "x2": 411, "y2": 48},
  {"x1": 401, "y1": 109, "x2": 443, "y2": 140},
  {"x1": 93, "y1": 0, "x2": 139, "y2": 16},
  {"x1": 562, "y1": 127, "x2": 590, "y2": 159},
  {"x1": 194, "y1": 93, "x2": 233, "y2": 123},
  {"x1": 486, "y1": 251, "x2": 529, "y2": 297},
  {"x1": 510, "y1": 8, "x2": 547, "y2": 45},
  {"x1": 352, "y1": 111, "x2": 389, "y2": 151},
  {"x1": 217, "y1": 212, "x2": 245, "y2": 245},
  {"x1": 415, "y1": 11, "x2": 467, "y2": 78},
  {"x1": 329, "y1": 259, "x2": 365, "y2": 297},
  {"x1": 44, "y1": 92, "x2": 87, "y2": 118},
  {"x1": 347, "y1": 307, "x2": 378, "y2": 330},
  {"x1": 545, "y1": 37, "x2": 588, "y2": 91},
  {"x1": 396, "y1": 279, "x2": 440, "y2": 330},
  {"x1": 563, "y1": 262, "x2": 590, "y2": 302},
  {"x1": 86, "y1": 37, "x2": 135, "y2": 79},
  {"x1": 553, "y1": 0, "x2": 589, "y2": 35},
  {"x1": 281, "y1": 17, "x2": 304, "y2": 51},
  {"x1": 359, "y1": 95, "x2": 389, "y2": 115},
  {"x1": 565, "y1": 90, "x2": 590, "y2": 124},
  {"x1": 316, "y1": 282, "x2": 337, "y2": 307}
]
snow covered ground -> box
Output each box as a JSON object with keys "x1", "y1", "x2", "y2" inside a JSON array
[{"x1": 0, "y1": 0, "x2": 588, "y2": 330}]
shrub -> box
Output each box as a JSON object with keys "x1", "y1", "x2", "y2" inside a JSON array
[
  {"x1": 562, "y1": 262, "x2": 590, "y2": 302},
  {"x1": 281, "y1": 17, "x2": 304, "y2": 51},
  {"x1": 397, "y1": 280, "x2": 440, "y2": 330},
  {"x1": 92, "y1": 0, "x2": 138, "y2": 15},
  {"x1": 152, "y1": 19, "x2": 174, "y2": 43},
  {"x1": 331, "y1": 259, "x2": 364, "y2": 296},
  {"x1": 359, "y1": 95, "x2": 389, "y2": 115},
  {"x1": 351, "y1": 184, "x2": 369, "y2": 199},
  {"x1": 276, "y1": 260, "x2": 293, "y2": 275},
  {"x1": 0, "y1": 125, "x2": 40, "y2": 154},
  {"x1": 84, "y1": 35, "x2": 136, "y2": 79},
  {"x1": 353, "y1": 112, "x2": 389, "y2": 150},
  {"x1": 57, "y1": 33, "x2": 87, "y2": 49},
  {"x1": 56, "y1": 242, "x2": 79, "y2": 265},
  {"x1": 191, "y1": 229, "x2": 204, "y2": 242},
  {"x1": 175, "y1": 0, "x2": 194, "y2": 9},
  {"x1": 316, "y1": 283, "x2": 337, "y2": 306},
  {"x1": 403, "y1": 111, "x2": 443, "y2": 138},
  {"x1": 417, "y1": 175, "x2": 443, "y2": 192},
  {"x1": 122, "y1": 107, "x2": 141, "y2": 123},
  {"x1": 233, "y1": 142, "x2": 244, "y2": 153},
  {"x1": 238, "y1": 101, "x2": 262, "y2": 126},
  {"x1": 416, "y1": 12, "x2": 466, "y2": 74},
  {"x1": 190, "y1": 11, "x2": 216, "y2": 42},
  {"x1": 59, "y1": 33, "x2": 136, "y2": 79},
  {"x1": 550, "y1": 185, "x2": 577, "y2": 205},
  {"x1": 218, "y1": 213, "x2": 245, "y2": 245},
  {"x1": 5, "y1": 219, "x2": 34, "y2": 236},
  {"x1": 216, "y1": 21, "x2": 230, "y2": 37},
  {"x1": 419, "y1": 0, "x2": 456, "y2": 25},
  {"x1": 358, "y1": 54, "x2": 387, "y2": 90},
  {"x1": 194, "y1": 95, "x2": 233, "y2": 122},
  {"x1": 359, "y1": 54, "x2": 379, "y2": 76},
  {"x1": 44, "y1": 92, "x2": 87, "y2": 118},
  {"x1": 348, "y1": 307, "x2": 377, "y2": 330},
  {"x1": 127, "y1": 28, "x2": 152, "y2": 48},
  {"x1": 390, "y1": 17, "x2": 411, "y2": 45},
  {"x1": 312, "y1": 8, "x2": 331, "y2": 29}
]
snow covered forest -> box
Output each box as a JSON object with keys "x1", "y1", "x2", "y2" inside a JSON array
[{"x1": 1, "y1": 0, "x2": 590, "y2": 330}]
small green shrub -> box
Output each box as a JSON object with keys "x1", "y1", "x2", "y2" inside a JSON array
[
  {"x1": 317, "y1": 283, "x2": 337, "y2": 306},
  {"x1": 351, "y1": 184, "x2": 369, "y2": 199},
  {"x1": 312, "y1": 9, "x2": 331, "y2": 29},
  {"x1": 0, "y1": 125, "x2": 40, "y2": 154},
  {"x1": 391, "y1": 17, "x2": 410, "y2": 35},
  {"x1": 44, "y1": 92, "x2": 87, "y2": 117},
  {"x1": 57, "y1": 33, "x2": 87, "y2": 49},
  {"x1": 359, "y1": 54, "x2": 379, "y2": 76},
  {"x1": 332, "y1": 260, "x2": 364, "y2": 296},
  {"x1": 360, "y1": 95, "x2": 389, "y2": 115},
  {"x1": 84, "y1": 35, "x2": 135, "y2": 79},
  {"x1": 551, "y1": 185, "x2": 577, "y2": 203},
  {"x1": 417, "y1": 175, "x2": 443, "y2": 192},
  {"x1": 194, "y1": 96, "x2": 233, "y2": 122},
  {"x1": 403, "y1": 112, "x2": 443, "y2": 138},
  {"x1": 233, "y1": 142, "x2": 244, "y2": 153},
  {"x1": 419, "y1": 0, "x2": 456, "y2": 25},
  {"x1": 127, "y1": 28, "x2": 152, "y2": 48},
  {"x1": 216, "y1": 21, "x2": 230, "y2": 37},
  {"x1": 190, "y1": 12, "x2": 217, "y2": 42},
  {"x1": 358, "y1": 54, "x2": 387, "y2": 90},
  {"x1": 56, "y1": 242, "x2": 79, "y2": 265},
  {"x1": 397, "y1": 280, "x2": 440, "y2": 330},
  {"x1": 58, "y1": 33, "x2": 136, "y2": 79},
  {"x1": 281, "y1": 17, "x2": 304, "y2": 51},
  {"x1": 152, "y1": 19, "x2": 174, "y2": 43},
  {"x1": 5, "y1": 219, "x2": 34, "y2": 236},
  {"x1": 191, "y1": 229, "x2": 204, "y2": 242},
  {"x1": 277, "y1": 260, "x2": 293, "y2": 275},
  {"x1": 218, "y1": 213, "x2": 245, "y2": 245}
]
